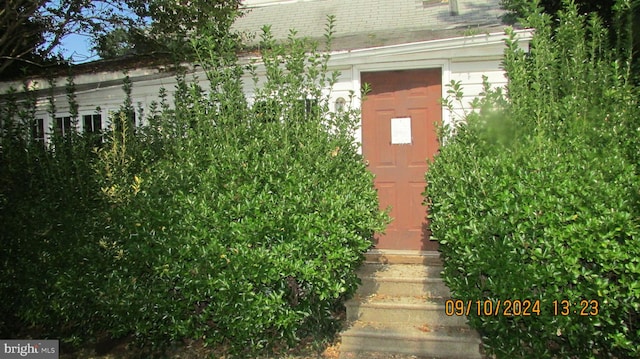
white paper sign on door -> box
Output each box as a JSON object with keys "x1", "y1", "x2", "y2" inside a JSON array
[{"x1": 391, "y1": 117, "x2": 412, "y2": 144}]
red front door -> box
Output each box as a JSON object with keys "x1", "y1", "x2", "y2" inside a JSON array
[{"x1": 361, "y1": 69, "x2": 441, "y2": 250}]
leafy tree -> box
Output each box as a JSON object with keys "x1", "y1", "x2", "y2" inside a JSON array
[
  {"x1": 92, "y1": 27, "x2": 157, "y2": 59},
  {"x1": 501, "y1": 0, "x2": 640, "y2": 80},
  {"x1": 0, "y1": 0, "x2": 242, "y2": 78},
  {"x1": 0, "y1": 0, "x2": 145, "y2": 76},
  {"x1": 96, "y1": 0, "x2": 243, "y2": 60},
  {"x1": 501, "y1": 0, "x2": 619, "y2": 24}
]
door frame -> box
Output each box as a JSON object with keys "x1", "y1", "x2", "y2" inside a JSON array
[{"x1": 350, "y1": 60, "x2": 452, "y2": 149}]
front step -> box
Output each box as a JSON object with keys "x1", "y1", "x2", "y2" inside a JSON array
[
  {"x1": 364, "y1": 249, "x2": 443, "y2": 266},
  {"x1": 357, "y1": 263, "x2": 451, "y2": 298},
  {"x1": 339, "y1": 250, "x2": 482, "y2": 359},
  {"x1": 340, "y1": 322, "x2": 481, "y2": 359},
  {"x1": 346, "y1": 295, "x2": 468, "y2": 326}
]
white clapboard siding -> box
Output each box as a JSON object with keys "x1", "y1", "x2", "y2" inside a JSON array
[
  {"x1": 4, "y1": 30, "x2": 532, "y2": 145},
  {"x1": 448, "y1": 59, "x2": 508, "y2": 122}
]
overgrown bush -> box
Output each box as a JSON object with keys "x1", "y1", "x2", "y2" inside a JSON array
[
  {"x1": 426, "y1": 1, "x2": 640, "y2": 358},
  {"x1": 95, "y1": 20, "x2": 386, "y2": 356},
  {"x1": 0, "y1": 17, "x2": 387, "y2": 357},
  {"x1": 0, "y1": 79, "x2": 112, "y2": 344}
]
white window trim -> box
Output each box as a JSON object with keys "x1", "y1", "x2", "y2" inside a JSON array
[{"x1": 31, "y1": 117, "x2": 47, "y2": 144}]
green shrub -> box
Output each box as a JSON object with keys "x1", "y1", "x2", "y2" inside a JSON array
[
  {"x1": 1, "y1": 16, "x2": 387, "y2": 357},
  {"x1": 425, "y1": 2, "x2": 640, "y2": 358},
  {"x1": 0, "y1": 81, "x2": 111, "y2": 344},
  {"x1": 96, "y1": 19, "x2": 386, "y2": 356}
]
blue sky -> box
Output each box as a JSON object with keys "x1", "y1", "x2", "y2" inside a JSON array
[
  {"x1": 58, "y1": 33, "x2": 99, "y2": 63},
  {"x1": 48, "y1": 1, "x2": 146, "y2": 64}
]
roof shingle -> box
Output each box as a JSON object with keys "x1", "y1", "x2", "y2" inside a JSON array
[{"x1": 234, "y1": 0, "x2": 506, "y2": 50}]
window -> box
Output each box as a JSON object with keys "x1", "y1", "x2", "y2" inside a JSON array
[
  {"x1": 334, "y1": 97, "x2": 346, "y2": 112},
  {"x1": 31, "y1": 118, "x2": 45, "y2": 146},
  {"x1": 55, "y1": 116, "x2": 74, "y2": 136},
  {"x1": 83, "y1": 114, "x2": 102, "y2": 134},
  {"x1": 129, "y1": 111, "x2": 136, "y2": 127},
  {"x1": 83, "y1": 113, "x2": 103, "y2": 146},
  {"x1": 253, "y1": 99, "x2": 280, "y2": 123},
  {"x1": 301, "y1": 98, "x2": 319, "y2": 120},
  {"x1": 111, "y1": 109, "x2": 136, "y2": 133},
  {"x1": 252, "y1": 98, "x2": 318, "y2": 123}
]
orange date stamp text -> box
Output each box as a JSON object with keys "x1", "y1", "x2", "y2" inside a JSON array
[
  {"x1": 445, "y1": 299, "x2": 542, "y2": 316},
  {"x1": 445, "y1": 299, "x2": 600, "y2": 317}
]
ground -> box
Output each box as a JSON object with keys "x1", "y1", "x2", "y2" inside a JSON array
[
  {"x1": 58, "y1": 332, "x2": 342, "y2": 359},
  {"x1": 56, "y1": 334, "x2": 452, "y2": 359}
]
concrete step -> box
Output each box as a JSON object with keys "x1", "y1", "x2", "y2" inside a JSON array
[
  {"x1": 339, "y1": 251, "x2": 482, "y2": 359},
  {"x1": 357, "y1": 263, "x2": 451, "y2": 298},
  {"x1": 340, "y1": 322, "x2": 482, "y2": 359},
  {"x1": 357, "y1": 263, "x2": 444, "y2": 279},
  {"x1": 365, "y1": 250, "x2": 443, "y2": 266},
  {"x1": 346, "y1": 294, "x2": 469, "y2": 327}
]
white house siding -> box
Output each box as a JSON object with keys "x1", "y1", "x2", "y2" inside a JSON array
[
  {"x1": 449, "y1": 59, "x2": 507, "y2": 121},
  {"x1": 0, "y1": 30, "x2": 532, "y2": 146},
  {"x1": 0, "y1": 70, "x2": 179, "y2": 142}
]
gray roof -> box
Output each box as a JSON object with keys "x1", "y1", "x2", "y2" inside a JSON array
[{"x1": 233, "y1": 0, "x2": 507, "y2": 50}]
